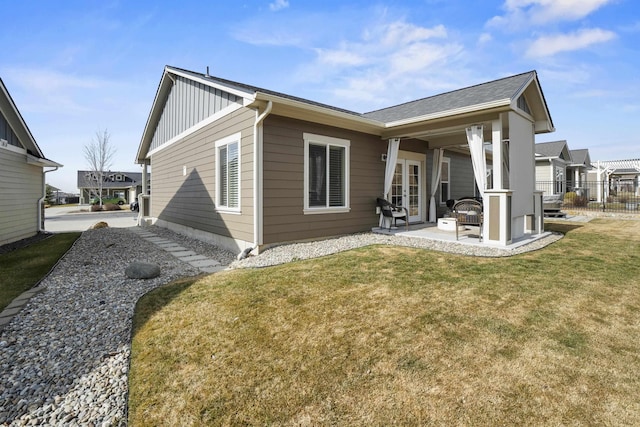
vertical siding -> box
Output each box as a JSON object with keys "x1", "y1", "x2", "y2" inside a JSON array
[
  {"x1": 0, "y1": 149, "x2": 42, "y2": 245},
  {"x1": 150, "y1": 76, "x2": 243, "y2": 152},
  {"x1": 150, "y1": 107, "x2": 255, "y2": 243},
  {"x1": 0, "y1": 110, "x2": 21, "y2": 148},
  {"x1": 261, "y1": 115, "x2": 390, "y2": 245}
]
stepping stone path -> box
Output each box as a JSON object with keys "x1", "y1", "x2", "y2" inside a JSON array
[{"x1": 128, "y1": 228, "x2": 226, "y2": 274}]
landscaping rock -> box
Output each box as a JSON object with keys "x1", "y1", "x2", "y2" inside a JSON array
[{"x1": 125, "y1": 262, "x2": 161, "y2": 279}]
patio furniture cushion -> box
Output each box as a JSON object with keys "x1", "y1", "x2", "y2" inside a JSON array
[{"x1": 376, "y1": 198, "x2": 409, "y2": 230}]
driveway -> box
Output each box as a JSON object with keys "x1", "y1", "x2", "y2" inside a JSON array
[{"x1": 44, "y1": 205, "x2": 139, "y2": 232}]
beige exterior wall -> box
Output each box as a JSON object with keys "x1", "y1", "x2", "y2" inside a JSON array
[
  {"x1": 261, "y1": 115, "x2": 387, "y2": 245},
  {"x1": 149, "y1": 107, "x2": 255, "y2": 250},
  {"x1": 0, "y1": 147, "x2": 42, "y2": 245}
]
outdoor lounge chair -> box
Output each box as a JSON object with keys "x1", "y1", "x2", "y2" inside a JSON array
[
  {"x1": 452, "y1": 198, "x2": 483, "y2": 241},
  {"x1": 376, "y1": 198, "x2": 409, "y2": 231}
]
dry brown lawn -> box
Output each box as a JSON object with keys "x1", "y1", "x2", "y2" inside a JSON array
[{"x1": 128, "y1": 219, "x2": 640, "y2": 426}]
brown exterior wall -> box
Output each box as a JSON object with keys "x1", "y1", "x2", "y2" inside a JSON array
[
  {"x1": 150, "y1": 107, "x2": 255, "y2": 243},
  {"x1": 262, "y1": 115, "x2": 388, "y2": 245}
]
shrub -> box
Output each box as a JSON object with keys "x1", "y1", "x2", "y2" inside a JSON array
[
  {"x1": 564, "y1": 192, "x2": 588, "y2": 208},
  {"x1": 616, "y1": 191, "x2": 633, "y2": 204},
  {"x1": 90, "y1": 204, "x2": 102, "y2": 212},
  {"x1": 103, "y1": 203, "x2": 121, "y2": 211},
  {"x1": 91, "y1": 221, "x2": 109, "y2": 229}
]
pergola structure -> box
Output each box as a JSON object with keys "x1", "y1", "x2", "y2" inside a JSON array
[{"x1": 594, "y1": 159, "x2": 640, "y2": 201}]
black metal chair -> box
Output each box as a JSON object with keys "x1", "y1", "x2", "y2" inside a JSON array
[
  {"x1": 376, "y1": 198, "x2": 409, "y2": 230},
  {"x1": 452, "y1": 198, "x2": 483, "y2": 241}
]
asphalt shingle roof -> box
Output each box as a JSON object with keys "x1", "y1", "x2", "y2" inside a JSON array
[
  {"x1": 169, "y1": 66, "x2": 538, "y2": 124},
  {"x1": 535, "y1": 140, "x2": 568, "y2": 158},
  {"x1": 361, "y1": 71, "x2": 536, "y2": 123},
  {"x1": 569, "y1": 149, "x2": 590, "y2": 166}
]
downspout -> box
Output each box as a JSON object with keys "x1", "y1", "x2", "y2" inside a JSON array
[
  {"x1": 38, "y1": 167, "x2": 59, "y2": 232},
  {"x1": 247, "y1": 100, "x2": 272, "y2": 257}
]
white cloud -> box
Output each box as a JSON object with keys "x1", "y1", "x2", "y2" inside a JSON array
[
  {"x1": 269, "y1": 0, "x2": 289, "y2": 12},
  {"x1": 488, "y1": 0, "x2": 614, "y2": 29},
  {"x1": 295, "y1": 20, "x2": 465, "y2": 110},
  {"x1": 526, "y1": 28, "x2": 616, "y2": 57},
  {"x1": 478, "y1": 33, "x2": 493, "y2": 44}
]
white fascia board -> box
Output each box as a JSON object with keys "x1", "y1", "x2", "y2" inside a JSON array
[
  {"x1": 253, "y1": 92, "x2": 383, "y2": 129},
  {"x1": 27, "y1": 154, "x2": 63, "y2": 168},
  {"x1": 167, "y1": 67, "x2": 256, "y2": 102},
  {"x1": 382, "y1": 99, "x2": 512, "y2": 129}
]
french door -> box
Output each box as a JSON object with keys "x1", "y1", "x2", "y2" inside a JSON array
[{"x1": 390, "y1": 159, "x2": 422, "y2": 223}]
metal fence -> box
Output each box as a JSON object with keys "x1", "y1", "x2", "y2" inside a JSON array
[{"x1": 536, "y1": 180, "x2": 640, "y2": 214}]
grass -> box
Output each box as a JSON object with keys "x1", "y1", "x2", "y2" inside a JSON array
[
  {"x1": 128, "y1": 219, "x2": 640, "y2": 426},
  {"x1": 0, "y1": 233, "x2": 81, "y2": 311}
]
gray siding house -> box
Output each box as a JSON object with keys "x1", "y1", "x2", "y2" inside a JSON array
[
  {"x1": 0, "y1": 78, "x2": 62, "y2": 246},
  {"x1": 77, "y1": 170, "x2": 148, "y2": 205},
  {"x1": 136, "y1": 66, "x2": 554, "y2": 254}
]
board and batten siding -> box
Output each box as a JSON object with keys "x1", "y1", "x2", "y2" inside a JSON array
[
  {"x1": 150, "y1": 107, "x2": 255, "y2": 246},
  {"x1": 0, "y1": 148, "x2": 42, "y2": 245},
  {"x1": 261, "y1": 115, "x2": 386, "y2": 245},
  {"x1": 150, "y1": 76, "x2": 243, "y2": 152}
]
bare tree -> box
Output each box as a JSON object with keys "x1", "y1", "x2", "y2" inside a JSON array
[{"x1": 83, "y1": 129, "x2": 115, "y2": 207}]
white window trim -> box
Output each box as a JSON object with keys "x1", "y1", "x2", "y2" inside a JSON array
[
  {"x1": 440, "y1": 157, "x2": 450, "y2": 205},
  {"x1": 215, "y1": 132, "x2": 242, "y2": 213},
  {"x1": 303, "y1": 132, "x2": 350, "y2": 214}
]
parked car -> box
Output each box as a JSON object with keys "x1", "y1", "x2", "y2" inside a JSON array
[
  {"x1": 90, "y1": 196, "x2": 125, "y2": 205},
  {"x1": 130, "y1": 200, "x2": 139, "y2": 212}
]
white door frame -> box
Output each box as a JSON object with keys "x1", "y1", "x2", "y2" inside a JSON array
[{"x1": 388, "y1": 150, "x2": 427, "y2": 223}]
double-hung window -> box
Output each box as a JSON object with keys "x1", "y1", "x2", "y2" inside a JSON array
[
  {"x1": 216, "y1": 132, "x2": 241, "y2": 212},
  {"x1": 304, "y1": 133, "x2": 350, "y2": 214}
]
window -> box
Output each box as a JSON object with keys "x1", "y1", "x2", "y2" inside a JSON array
[
  {"x1": 554, "y1": 166, "x2": 564, "y2": 195},
  {"x1": 216, "y1": 133, "x2": 241, "y2": 211},
  {"x1": 304, "y1": 133, "x2": 350, "y2": 213},
  {"x1": 440, "y1": 157, "x2": 450, "y2": 204},
  {"x1": 517, "y1": 95, "x2": 531, "y2": 115}
]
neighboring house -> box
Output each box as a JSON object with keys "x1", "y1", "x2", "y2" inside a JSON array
[
  {"x1": 567, "y1": 149, "x2": 592, "y2": 191},
  {"x1": 77, "y1": 170, "x2": 148, "y2": 204},
  {"x1": 535, "y1": 140, "x2": 572, "y2": 195},
  {"x1": 135, "y1": 66, "x2": 554, "y2": 254},
  {"x1": 0, "y1": 78, "x2": 62, "y2": 246}
]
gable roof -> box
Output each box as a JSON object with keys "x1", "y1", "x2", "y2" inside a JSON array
[
  {"x1": 569, "y1": 149, "x2": 591, "y2": 167},
  {"x1": 363, "y1": 71, "x2": 535, "y2": 122},
  {"x1": 77, "y1": 170, "x2": 147, "y2": 189},
  {"x1": 0, "y1": 78, "x2": 61, "y2": 167},
  {"x1": 137, "y1": 66, "x2": 555, "y2": 162},
  {"x1": 535, "y1": 140, "x2": 571, "y2": 161}
]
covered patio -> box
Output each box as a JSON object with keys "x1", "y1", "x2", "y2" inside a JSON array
[
  {"x1": 372, "y1": 221, "x2": 553, "y2": 251},
  {"x1": 370, "y1": 71, "x2": 555, "y2": 248}
]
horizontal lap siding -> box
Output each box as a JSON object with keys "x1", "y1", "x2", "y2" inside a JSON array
[
  {"x1": 448, "y1": 152, "x2": 476, "y2": 199},
  {"x1": 262, "y1": 115, "x2": 386, "y2": 245},
  {"x1": 0, "y1": 149, "x2": 41, "y2": 245},
  {"x1": 150, "y1": 108, "x2": 255, "y2": 242}
]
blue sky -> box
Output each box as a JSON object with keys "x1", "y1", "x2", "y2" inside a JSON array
[{"x1": 1, "y1": 0, "x2": 638, "y2": 193}]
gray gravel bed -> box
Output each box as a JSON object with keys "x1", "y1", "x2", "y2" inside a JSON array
[
  {"x1": 230, "y1": 231, "x2": 563, "y2": 269},
  {"x1": 0, "y1": 227, "x2": 204, "y2": 426},
  {"x1": 0, "y1": 225, "x2": 562, "y2": 426}
]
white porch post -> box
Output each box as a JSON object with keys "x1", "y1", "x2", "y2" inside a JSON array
[{"x1": 492, "y1": 118, "x2": 504, "y2": 190}]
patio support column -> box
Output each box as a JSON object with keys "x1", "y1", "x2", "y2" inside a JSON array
[
  {"x1": 533, "y1": 190, "x2": 544, "y2": 234},
  {"x1": 492, "y1": 117, "x2": 504, "y2": 190},
  {"x1": 484, "y1": 189, "x2": 513, "y2": 246}
]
